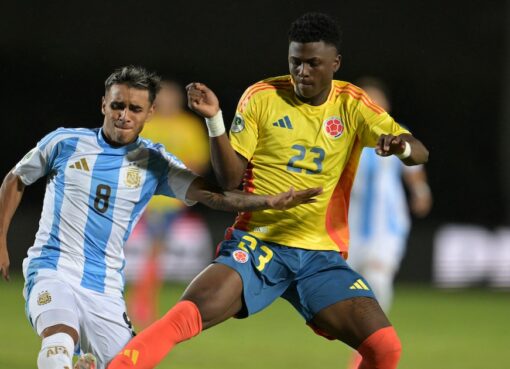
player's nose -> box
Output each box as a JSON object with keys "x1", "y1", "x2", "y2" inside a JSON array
[
  {"x1": 297, "y1": 63, "x2": 310, "y2": 77},
  {"x1": 119, "y1": 108, "x2": 131, "y2": 122}
]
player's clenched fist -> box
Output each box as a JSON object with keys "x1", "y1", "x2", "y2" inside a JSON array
[
  {"x1": 186, "y1": 82, "x2": 220, "y2": 118},
  {"x1": 375, "y1": 134, "x2": 407, "y2": 157}
]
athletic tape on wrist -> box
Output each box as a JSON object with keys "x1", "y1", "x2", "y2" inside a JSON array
[
  {"x1": 396, "y1": 141, "x2": 412, "y2": 159},
  {"x1": 205, "y1": 110, "x2": 226, "y2": 137}
]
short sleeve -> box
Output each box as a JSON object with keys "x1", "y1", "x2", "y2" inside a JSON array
[
  {"x1": 12, "y1": 129, "x2": 65, "y2": 185},
  {"x1": 354, "y1": 97, "x2": 410, "y2": 148},
  {"x1": 13, "y1": 147, "x2": 47, "y2": 185},
  {"x1": 154, "y1": 149, "x2": 199, "y2": 206},
  {"x1": 229, "y1": 87, "x2": 260, "y2": 161}
]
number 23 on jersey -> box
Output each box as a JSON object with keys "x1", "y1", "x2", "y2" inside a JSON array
[{"x1": 287, "y1": 145, "x2": 325, "y2": 174}]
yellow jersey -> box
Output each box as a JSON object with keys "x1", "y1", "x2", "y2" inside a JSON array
[
  {"x1": 229, "y1": 75, "x2": 409, "y2": 253},
  {"x1": 142, "y1": 112, "x2": 209, "y2": 212}
]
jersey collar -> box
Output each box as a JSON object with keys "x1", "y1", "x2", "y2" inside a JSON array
[{"x1": 97, "y1": 128, "x2": 142, "y2": 153}]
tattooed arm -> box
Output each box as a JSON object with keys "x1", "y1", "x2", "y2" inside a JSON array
[{"x1": 186, "y1": 177, "x2": 322, "y2": 212}]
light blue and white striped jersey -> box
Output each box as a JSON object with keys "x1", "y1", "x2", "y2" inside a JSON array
[
  {"x1": 15, "y1": 127, "x2": 198, "y2": 297},
  {"x1": 349, "y1": 149, "x2": 416, "y2": 244}
]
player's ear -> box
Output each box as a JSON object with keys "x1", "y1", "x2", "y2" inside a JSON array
[
  {"x1": 147, "y1": 103, "x2": 155, "y2": 120},
  {"x1": 333, "y1": 54, "x2": 342, "y2": 73},
  {"x1": 101, "y1": 96, "x2": 106, "y2": 115}
]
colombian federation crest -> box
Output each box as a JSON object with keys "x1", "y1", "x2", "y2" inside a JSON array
[
  {"x1": 231, "y1": 114, "x2": 245, "y2": 133},
  {"x1": 323, "y1": 116, "x2": 344, "y2": 139},
  {"x1": 125, "y1": 164, "x2": 141, "y2": 188},
  {"x1": 232, "y1": 250, "x2": 249, "y2": 263}
]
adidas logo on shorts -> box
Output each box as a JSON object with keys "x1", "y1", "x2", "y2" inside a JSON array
[{"x1": 349, "y1": 279, "x2": 370, "y2": 290}]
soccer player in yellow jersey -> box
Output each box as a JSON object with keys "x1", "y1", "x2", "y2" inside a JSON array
[
  {"x1": 128, "y1": 81, "x2": 210, "y2": 328},
  {"x1": 107, "y1": 13, "x2": 429, "y2": 369}
]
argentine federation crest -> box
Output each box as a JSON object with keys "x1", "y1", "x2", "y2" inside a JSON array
[
  {"x1": 37, "y1": 290, "x2": 52, "y2": 305},
  {"x1": 125, "y1": 165, "x2": 141, "y2": 188}
]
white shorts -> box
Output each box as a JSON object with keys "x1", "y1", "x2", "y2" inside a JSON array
[
  {"x1": 348, "y1": 233, "x2": 407, "y2": 273},
  {"x1": 25, "y1": 272, "x2": 134, "y2": 369}
]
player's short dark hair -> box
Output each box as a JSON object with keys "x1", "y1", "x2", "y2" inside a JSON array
[
  {"x1": 288, "y1": 12, "x2": 342, "y2": 52},
  {"x1": 105, "y1": 66, "x2": 161, "y2": 104}
]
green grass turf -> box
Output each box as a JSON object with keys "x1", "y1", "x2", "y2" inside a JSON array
[{"x1": 1, "y1": 275, "x2": 509, "y2": 369}]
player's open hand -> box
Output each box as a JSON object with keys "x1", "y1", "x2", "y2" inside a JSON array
[
  {"x1": 267, "y1": 187, "x2": 323, "y2": 210},
  {"x1": 186, "y1": 82, "x2": 220, "y2": 118},
  {"x1": 0, "y1": 242, "x2": 10, "y2": 281},
  {"x1": 375, "y1": 134, "x2": 406, "y2": 157}
]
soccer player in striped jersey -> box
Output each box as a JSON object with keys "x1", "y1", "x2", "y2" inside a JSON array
[
  {"x1": 0, "y1": 66, "x2": 321, "y2": 369},
  {"x1": 107, "y1": 14, "x2": 429, "y2": 369}
]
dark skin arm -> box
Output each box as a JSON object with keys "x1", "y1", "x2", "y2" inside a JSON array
[
  {"x1": 209, "y1": 136, "x2": 248, "y2": 190},
  {"x1": 375, "y1": 133, "x2": 429, "y2": 165},
  {"x1": 185, "y1": 177, "x2": 322, "y2": 212},
  {"x1": 186, "y1": 83, "x2": 247, "y2": 190},
  {"x1": 0, "y1": 170, "x2": 26, "y2": 281}
]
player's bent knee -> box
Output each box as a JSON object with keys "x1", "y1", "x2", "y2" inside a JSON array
[
  {"x1": 183, "y1": 296, "x2": 241, "y2": 329},
  {"x1": 357, "y1": 326, "x2": 401, "y2": 369},
  {"x1": 181, "y1": 291, "x2": 226, "y2": 322}
]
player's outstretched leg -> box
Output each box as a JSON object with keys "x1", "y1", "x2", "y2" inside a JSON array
[
  {"x1": 311, "y1": 297, "x2": 401, "y2": 369},
  {"x1": 107, "y1": 263, "x2": 243, "y2": 369}
]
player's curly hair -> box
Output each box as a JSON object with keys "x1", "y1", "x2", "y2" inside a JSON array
[
  {"x1": 105, "y1": 66, "x2": 161, "y2": 103},
  {"x1": 288, "y1": 12, "x2": 342, "y2": 52}
]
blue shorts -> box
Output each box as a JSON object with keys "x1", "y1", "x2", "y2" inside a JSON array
[{"x1": 215, "y1": 229, "x2": 376, "y2": 322}]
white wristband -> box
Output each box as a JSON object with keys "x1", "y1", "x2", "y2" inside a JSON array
[
  {"x1": 205, "y1": 110, "x2": 226, "y2": 137},
  {"x1": 396, "y1": 141, "x2": 412, "y2": 159}
]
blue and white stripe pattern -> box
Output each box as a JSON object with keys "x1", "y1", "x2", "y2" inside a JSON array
[
  {"x1": 348, "y1": 149, "x2": 411, "y2": 245},
  {"x1": 16, "y1": 127, "x2": 197, "y2": 297}
]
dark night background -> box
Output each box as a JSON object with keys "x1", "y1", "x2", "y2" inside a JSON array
[{"x1": 1, "y1": 0, "x2": 508, "y2": 278}]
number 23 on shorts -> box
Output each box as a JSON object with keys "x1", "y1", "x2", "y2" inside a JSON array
[{"x1": 237, "y1": 235, "x2": 274, "y2": 272}]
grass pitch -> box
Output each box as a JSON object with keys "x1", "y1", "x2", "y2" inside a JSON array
[{"x1": 1, "y1": 275, "x2": 508, "y2": 369}]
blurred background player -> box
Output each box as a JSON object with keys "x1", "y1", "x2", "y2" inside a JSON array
[
  {"x1": 127, "y1": 80, "x2": 210, "y2": 328},
  {"x1": 346, "y1": 76, "x2": 432, "y2": 368},
  {"x1": 349, "y1": 76, "x2": 433, "y2": 311}
]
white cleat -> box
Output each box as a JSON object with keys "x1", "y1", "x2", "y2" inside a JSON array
[{"x1": 74, "y1": 353, "x2": 97, "y2": 369}]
